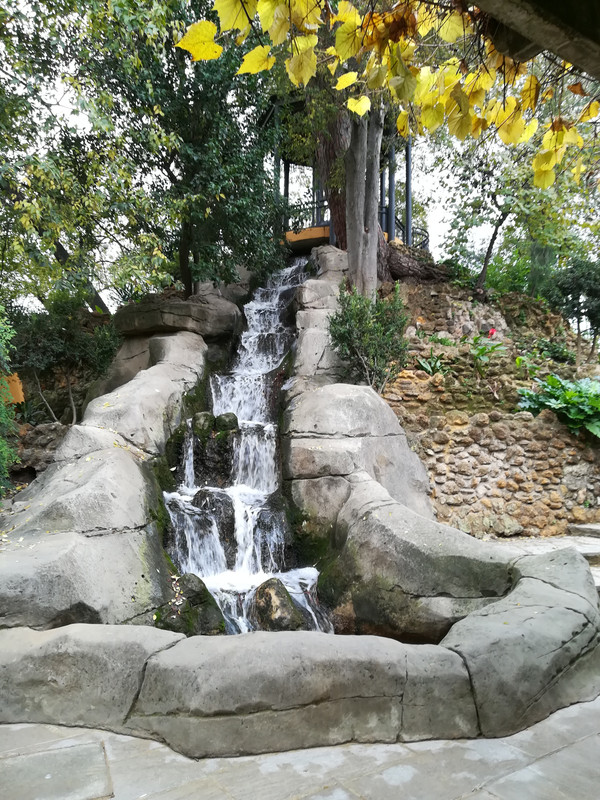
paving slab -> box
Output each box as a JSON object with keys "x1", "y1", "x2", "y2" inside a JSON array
[
  {"x1": 1, "y1": 696, "x2": 599, "y2": 800},
  {"x1": 0, "y1": 741, "x2": 112, "y2": 800}
]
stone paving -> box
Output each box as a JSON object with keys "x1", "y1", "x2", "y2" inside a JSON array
[{"x1": 2, "y1": 695, "x2": 599, "y2": 800}]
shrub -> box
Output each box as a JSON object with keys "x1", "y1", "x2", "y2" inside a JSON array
[
  {"x1": 0, "y1": 307, "x2": 17, "y2": 497},
  {"x1": 518, "y1": 374, "x2": 600, "y2": 438},
  {"x1": 11, "y1": 292, "x2": 120, "y2": 424},
  {"x1": 328, "y1": 283, "x2": 408, "y2": 393}
]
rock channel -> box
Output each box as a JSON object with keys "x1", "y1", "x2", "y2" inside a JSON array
[{"x1": 0, "y1": 249, "x2": 599, "y2": 757}]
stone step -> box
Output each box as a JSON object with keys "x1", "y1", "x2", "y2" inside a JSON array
[
  {"x1": 567, "y1": 523, "x2": 600, "y2": 539},
  {"x1": 496, "y1": 535, "x2": 600, "y2": 596}
]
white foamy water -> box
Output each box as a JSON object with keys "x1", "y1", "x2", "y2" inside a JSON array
[{"x1": 164, "y1": 259, "x2": 332, "y2": 634}]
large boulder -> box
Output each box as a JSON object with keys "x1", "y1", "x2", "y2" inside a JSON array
[
  {"x1": 319, "y1": 473, "x2": 512, "y2": 641},
  {"x1": 282, "y1": 384, "x2": 433, "y2": 523},
  {"x1": 0, "y1": 625, "x2": 183, "y2": 727},
  {"x1": 441, "y1": 548, "x2": 600, "y2": 735},
  {"x1": 250, "y1": 578, "x2": 309, "y2": 632},
  {"x1": 127, "y1": 631, "x2": 478, "y2": 756},
  {"x1": 114, "y1": 291, "x2": 242, "y2": 341},
  {"x1": 83, "y1": 331, "x2": 206, "y2": 455}
]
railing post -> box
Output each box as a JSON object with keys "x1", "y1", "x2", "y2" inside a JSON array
[{"x1": 379, "y1": 168, "x2": 387, "y2": 231}]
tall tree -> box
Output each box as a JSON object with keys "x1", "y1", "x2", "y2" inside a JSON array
[
  {"x1": 177, "y1": 1, "x2": 600, "y2": 295},
  {"x1": 0, "y1": 0, "x2": 283, "y2": 304}
]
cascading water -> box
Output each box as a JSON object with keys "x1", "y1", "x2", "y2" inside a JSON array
[{"x1": 164, "y1": 259, "x2": 332, "y2": 634}]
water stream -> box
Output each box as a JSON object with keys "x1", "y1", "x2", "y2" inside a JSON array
[{"x1": 164, "y1": 259, "x2": 331, "y2": 634}]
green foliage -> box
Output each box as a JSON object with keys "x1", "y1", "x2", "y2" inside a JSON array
[
  {"x1": 518, "y1": 374, "x2": 600, "y2": 438},
  {"x1": 329, "y1": 283, "x2": 408, "y2": 393},
  {"x1": 0, "y1": 307, "x2": 17, "y2": 496},
  {"x1": 515, "y1": 355, "x2": 541, "y2": 380},
  {"x1": 535, "y1": 337, "x2": 576, "y2": 364},
  {"x1": 10, "y1": 293, "x2": 120, "y2": 423},
  {"x1": 415, "y1": 348, "x2": 449, "y2": 376},
  {"x1": 428, "y1": 333, "x2": 454, "y2": 346},
  {"x1": 469, "y1": 333, "x2": 506, "y2": 379}
]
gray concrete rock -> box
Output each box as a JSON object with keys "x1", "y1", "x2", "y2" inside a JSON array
[
  {"x1": 282, "y1": 384, "x2": 432, "y2": 520},
  {"x1": 86, "y1": 336, "x2": 152, "y2": 402},
  {"x1": 321, "y1": 475, "x2": 512, "y2": 641},
  {"x1": 115, "y1": 294, "x2": 242, "y2": 340},
  {"x1": 295, "y1": 309, "x2": 334, "y2": 332},
  {"x1": 83, "y1": 332, "x2": 206, "y2": 454},
  {"x1": 293, "y1": 328, "x2": 343, "y2": 378},
  {"x1": 568, "y1": 523, "x2": 600, "y2": 538},
  {"x1": 0, "y1": 625, "x2": 183, "y2": 727},
  {"x1": 313, "y1": 245, "x2": 349, "y2": 283},
  {"x1": 296, "y1": 279, "x2": 340, "y2": 311},
  {"x1": 4, "y1": 448, "x2": 157, "y2": 536},
  {"x1": 441, "y1": 558, "x2": 600, "y2": 735},
  {"x1": 128, "y1": 631, "x2": 477, "y2": 756},
  {"x1": 0, "y1": 525, "x2": 170, "y2": 629}
]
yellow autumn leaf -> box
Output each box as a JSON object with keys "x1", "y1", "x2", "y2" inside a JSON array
[
  {"x1": 257, "y1": 0, "x2": 279, "y2": 31},
  {"x1": 415, "y1": 3, "x2": 438, "y2": 37},
  {"x1": 437, "y1": 11, "x2": 470, "y2": 44},
  {"x1": 572, "y1": 156, "x2": 584, "y2": 184},
  {"x1": 270, "y1": 5, "x2": 290, "y2": 44},
  {"x1": 542, "y1": 126, "x2": 565, "y2": 150},
  {"x1": 291, "y1": 0, "x2": 322, "y2": 32},
  {"x1": 326, "y1": 45, "x2": 340, "y2": 75},
  {"x1": 521, "y1": 74, "x2": 540, "y2": 111},
  {"x1": 414, "y1": 66, "x2": 436, "y2": 104},
  {"x1": 519, "y1": 118, "x2": 538, "y2": 143},
  {"x1": 366, "y1": 63, "x2": 387, "y2": 90},
  {"x1": 563, "y1": 126, "x2": 584, "y2": 148},
  {"x1": 396, "y1": 109, "x2": 410, "y2": 136},
  {"x1": 448, "y1": 109, "x2": 472, "y2": 140},
  {"x1": 235, "y1": 25, "x2": 251, "y2": 44},
  {"x1": 473, "y1": 68, "x2": 496, "y2": 92},
  {"x1": 534, "y1": 168, "x2": 556, "y2": 189},
  {"x1": 335, "y1": 71, "x2": 358, "y2": 90},
  {"x1": 579, "y1": 100, "x2": 599, "y2": 122},
  {"x1": 214, "y1": 0, "x2": 257, "y2": 32},
  {"x1": 334, "y1": 1, "x2": 359, "y2": 23},
  {"x1": 421, "y1": 103, "x2": 444, "y2": 132},
  {"x1": 336, "y1": 13, "x2": 363, "y2": 62},
  {"x1": 471, "y1": 116, "x2": 489, "y2": 139},
  {"x1": 498, "y1": 114, "x2": 525, "y2": 145},
  {"x1": 532, "y1": 149, "x2": 558, "y2": 171},
  {"x1": 285, "y1": 36, "x2": 318, "y2": 86},
  {"x1": 348, "y1": 95, "x2": 371, "y2": 116},
  {"x1": 237, "y1": 45, "x2": 276, "y2": 74},
  {"x1": 175, "y1": 21, "x2": 223, "y2": 61}
]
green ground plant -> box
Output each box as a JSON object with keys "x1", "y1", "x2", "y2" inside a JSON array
[
  {"x1": 415, "y1": 348, "x2": 450, "y2": 376},
  {"x1": 329, "y1": 283, "x2": 408, "y2": 394},
  {"x1": 518, "y1": 374, "x2": 600, "y2": 438},
  {"x1": 469, "y1": 332, "x2": 507, "y2": 379}
]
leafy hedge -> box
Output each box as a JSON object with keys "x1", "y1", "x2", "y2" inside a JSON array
[
  {"x1": 518, "y1": 374, "x2": 600, "y2": 438},
  {"x1": 0, "y1": 307, "x2": 16, "y2": 497}
]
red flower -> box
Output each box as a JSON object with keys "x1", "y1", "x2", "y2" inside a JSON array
[{"x1": 488, "y1": 328, "x2": 497, "y2": 338}]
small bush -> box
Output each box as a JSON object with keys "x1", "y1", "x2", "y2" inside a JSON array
[
  {"x1": 518, "y1": 374, "x2": 600, "y2": 438},
  {"x1": 0, "y1": 307, "x2": 17, "y2": 497},
  {"x1": 329, "y1": 283, "x2": 408, "y2": 393}
]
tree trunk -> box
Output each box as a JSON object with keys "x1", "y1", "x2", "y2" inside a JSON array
[
  {"x1": 475, "y1": 211, "x2": 509, "y2": 292},
  {"x1": 316, "y1": 111, "x2": 351, "y2": 250},
  {"x1": 345, "y1": 104, "x2": 384, "y2": 297},
  {"x1": 179, "y1": 218, "x2": 193, "y2": 297}
]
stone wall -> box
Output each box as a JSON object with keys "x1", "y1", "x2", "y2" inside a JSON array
[{"x1": 385, "y1": 386, "x2": 600, "y2": 538}]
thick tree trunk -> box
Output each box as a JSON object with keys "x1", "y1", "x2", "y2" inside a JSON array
[
  {"x1": 316, "y1": 111, "x2": 351, "y2": 250},
  {"x1": 178, "y1": 219, "x2": 193, "y2": 297},
  {"x1": 345, "y1": 105, "x2": 384, "y2": 297},
  {"x1": 475, "y1": 211, "x2": 509, "y2": 292}
]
